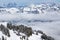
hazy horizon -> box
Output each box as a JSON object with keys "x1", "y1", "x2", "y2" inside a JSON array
[{"x1": 0, "y1": 0, "x2": 60, "y2": 6}]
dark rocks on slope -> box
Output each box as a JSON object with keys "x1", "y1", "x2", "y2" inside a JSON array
[{"x1": 0, "y1": 24, "x2": 10, "y2": 37}]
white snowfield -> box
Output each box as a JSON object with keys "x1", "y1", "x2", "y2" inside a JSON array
[{"x1": 0, "y1": 4, "x2": 60, "y2": 40}]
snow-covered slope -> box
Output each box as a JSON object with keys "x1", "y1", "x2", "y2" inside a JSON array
[
  {"x1": 0, "y1": 23, "x2": 45, "y2": 40},
  {"x1": 0, "y1": 30, "x2": 42, "y2": 40}
]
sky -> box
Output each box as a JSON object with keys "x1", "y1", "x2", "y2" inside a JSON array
[{"x1": 0, "y1": 0, "x2": 60, "y2": 6}]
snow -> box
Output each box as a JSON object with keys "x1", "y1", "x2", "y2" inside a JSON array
[
  {"x1": 7, "y1": 8, "x2": 20, "y2": 14},
  {"x1": 0, "y1": 13, "x2": 60, "y2": 40},
  {"x1": 0, "y1": 4, "x2": 60, "y2": 40},
  {"x1": 0, "y1": 22, "x2": 8, "y2": 27},
  {"x1": 7, "y1": 30, "x2": 20, "y2": 40},
  {"x1": 23, "y1": 7, "x2": 30, "y2": 11},
  {"x1": 29, "y1": 34, "x2": 42, "y2": 40},
  {"x1": 0, "y1": 30, "x2": 42, "y2": 40}
]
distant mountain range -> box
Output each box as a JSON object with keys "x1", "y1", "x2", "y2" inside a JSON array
[
  {"x1": 0, "y1": 3, "x2": 60, "y2": 14},
  {"x1": 0, "y1": 2, "x2": 60, "y2": 8}
]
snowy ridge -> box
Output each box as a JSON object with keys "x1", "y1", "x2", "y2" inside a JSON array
[
  {"x1": 0, "y1": 23, "x2": 54, "y2": 40},
  {"x1": 0, "y1": 3, "x2": 60, "y2": 14}
]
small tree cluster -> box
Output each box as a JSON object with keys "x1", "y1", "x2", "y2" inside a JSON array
[
  {"x1": 7, "y1": 23, "x2": 33, "y2": 37},
  {"x1": 7, "y1": 23, "x2": 12, "y2": 30},
  {"x1": 41, "y1": 33, "x2": 54, "y2": 40},
  {"x1": 0, "y1": 24, "x2": 10, "y2": 37},
  {"x1": 2, "y1": 36, "x2": 7, "y2": 40},
  {"x1": 24, "y1": 27, "x2": 32, "y2": 37}
]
